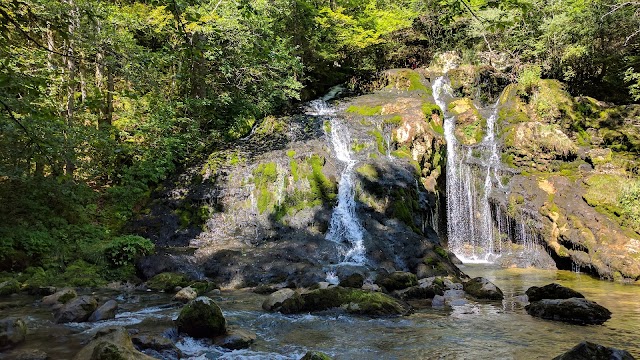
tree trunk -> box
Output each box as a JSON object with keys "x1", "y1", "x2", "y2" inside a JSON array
[{"x1": 64, "y1": 0, "x2": 78, "y2": 177}]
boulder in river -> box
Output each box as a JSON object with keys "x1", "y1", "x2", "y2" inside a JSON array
[
  {"x1": 525, "y1": 298, "x2": 611, "y2": 325},
  {"x1": 463, "y1": 277, "x2": 504, "y2": 300},
  {"x1": 0, "y1": 279, "x2": 20, "y2": 295},
  {"x1": 42, "y1": 288, "x2": 77, "y2": 308},
  {"x1": 145, "y1": 272, "x2": 190, "y2": 292},
  {"x1": 262, "y1": 288, "x2": 303, "y2": 313},
  {"x1": 339, "y1": 273, "x2": 365, "y2": 289},
  {"x1": 131, "y1": 334, "x2": 181, "y2": 359},
  {"x1": 73, "y1": 327, "x2": 156, "y2": 360},
  {"x1": 0, "y1": 317, "x2": 27, "y2": 350},
  {"x1": 88, "y1": 300, "x2": 118, "y2": 322},
  {"x1": 266, "y1": 286, "x2": 412, "y2": 316},
  {"x1": 214, "y1": 327, "x2": 256, "y2": 350},
  {"x1": 173, "y1": 286, "x2": 197, "y2": 303},
  {"x1": 12, "y1": 349, "x2": 49, "y2": 360},
  {"x1": 301, "y1": 351, "x2": 332, "y2": 360},
  {"x1": 175, "y1": 296, "x2": 226, "y2": 338},
  {"x1": 552, "y1": 341, "x2": 635, "y2": 360},
  {"x1": 375, "y1": 272, "x2": 418, "y2": 291},
  {"x1": 54, "y1": 295, "x2": 98, "y2": 323},
  {"x1": 525, "y1": 283, "x2": 584, "y2": 302}
]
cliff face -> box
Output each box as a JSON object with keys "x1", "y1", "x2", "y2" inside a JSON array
[
  {"x1": 494, "y1": 79, "x2": 640, "y2": 281},
  {"x1": 130, "y1": 69, "x2": 457, "y2": 288}
]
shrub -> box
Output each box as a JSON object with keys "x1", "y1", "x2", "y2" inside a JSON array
[{"x1": 104, "y1": 235, "x2": 155, "y2": 266}]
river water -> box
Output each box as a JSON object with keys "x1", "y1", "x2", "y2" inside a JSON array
[{"x1": 2, "y1": 266, "x2": 638, "y2": 359}]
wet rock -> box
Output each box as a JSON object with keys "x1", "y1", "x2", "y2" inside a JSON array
[
  {"x1": 88, "y1": 300, "x2": 118, "y2": 322},
  {"x1": 262, "y1": 288, "x2": 302, "y2": 313},
  {"x1": 175, "y1": 296, "x2": 226, "y2": 338},
  {"x1": 173, "y1": 286, "x2": 197, "y2": 303},
  {"x1": 431, "y1": 295, "x2": 445, "y2": 307},
  {"x1": 525, "y1": 298, "x2": 611, "y2": 325},
  {"x1": 339, "y1": 273, "x2": 364, "y2": 289},
  {"x1": 525, "y1": 283, "x2": 584, "y2": 302},
  {"x1": 394, "y1": 282, "x2": 444, "y2": 300},
  {"x1": 135, "y1": 254, "x2": 183, "y2": 280},
  {"x1": 145, "y1": 272, "x2": 189, "y2": 292},
  {"x1": 0, "y1": 317, "x2": 27, "y2": 350},
  {"x1": 301, "y1": 351, "x2": 332, "y2": 360},
  {"x1": 375, "y1": 272, "x2": 418, "y2": 291},
  {"x1": 13, "y1": 349, "x2": 49, "y2": 360},
  {"x1": 463, "y1": 277, "x2": 504, "y2": 300},
  {"x1": 443, "y1": 278, "x2": 463, "y2": 290},
  {"x1": 443, "y1": 289, "x2": 467, "y2": 306},
  {"x1": 54, "y1": 295, "x2": 98, "y2": 323},
  {"x1": 73, "y1": 327, "x2": 155, "y2": 360},
  {"x1": 27, "y1": 286, "x2": 56, "y2": 296},
  {"x1": 131, "y1": 333, "x2": 181, "y2": 359},
  {"x1": 42, "y1": 288, "x2": 77, "y2": 307},
  {"x1": 253, "y1": 285, "x2": 280, "y2": 294},
  {"x1": 214, "y1": 327, "x2": 256, "y2": 350},
  {"x1": 552, "y1": 341, "x2": 635, "y2": 360},
  {"x1": 302, "y1": 287, "x2": 411, "y2": 316},
  {"x1": 0, "y1": 279, "x2": 20, "y2": 295}
]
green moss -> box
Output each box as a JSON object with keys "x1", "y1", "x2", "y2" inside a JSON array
[
  {"x1": 286, "y1": 150, "x2": 296, "y2": 158},
  {"x1": 255, "y1": 115, "x2": 286, "y2": 135},
  {"x1": 430, "y1": 121, "x2": 444, "y2": 135},
  {"x1": 357, "y1": 164, "x2": 379, "y2": 181},
  {"x1": 421, "y1": 102, "x2": 442, "y2": 118},
  {"x1": 406, "y1": 71, "x2": 428, "y2": 92},
  {"x1": 351, "y1": 140, "x2": 369, "y2": 153},
  {"x1": 59, "y1": 260, "x2": 108, "y2": 288},
  {"x1": 301, "y1": 351, "x2": 332, "y2": 360},
  {"x1": 253, "y1": 162, "x2": 279, "y2": 214},
  {"x1": 368, "y1": 130, "x2": 386, "y2": 154},
  {"x1": 290, "y1": 160, "x2": 299, "y2": 182},
  {"x1": 308, "y1": 155, "x2": 337, "y2": 205},
  {"x1": 434, "y1": 246, "x2": 448, "y2": 258},
  {"x1": 347, "y1": 105, "x2": 382, "y2": 116},
  {"x1": 391, "y1": 146, "x2": 412, "y2": 159},
  {"x1": 176, "y1": 297, "x2": 226, "y2": 337},
  {"x1": 323, "y1": 120, "x2": 331, "y2": 134},
  {"x1": 146, "y1": 272, "x2": 189, "y2": 292},
  {"x1": 300, "y1": 287, "x2": 409, "y2": 316},
  {"x1": 384, "y1": 115, "x2": 403, "y2": 126}
]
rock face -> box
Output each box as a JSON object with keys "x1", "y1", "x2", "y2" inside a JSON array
[
  {"x1": 525, "y1": 283, "x2": 584, "y2": 302},
  {"x1": 552, "y1": 341, "x2": 635, "y2": 360},
  {"x1": 175, "y1": 296, "x2": 226, "y2": 338},
  {"x1": 88, "y1": 300, "x2": 118, "y2": 322},
  {"x1": 128, "y1": 69, "x2": 461, "y2": 289},
  {"x1": 525, "y1": 298, "x2": 612, "y2": 325},
  {"x1": 73, "y1": 327, "x2": 156, "y2": 360},
  {"x1": 0, "y1": 317, "x2": 27, "y2": 350},
  {"x1": 54, "y1": 295, "x2": 98, "y2": 323},
  {"x1": 263, "y1": 286, "x2": 411, "y2": 316},
  {"x1": 463, "y1": 277, "x2": 504, "y2": 300}
]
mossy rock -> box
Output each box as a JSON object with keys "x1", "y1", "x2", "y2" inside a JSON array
[
  {"x1": 175, "y1": 297, "x2": 227, "y2": 338},
  {"x1": 189, "y1": 280, "x2": 218, "y2": 295},
  {"x1": 525, "y1": 283, "x2": 584, "y2": 302},
  {"x1": 301, "y1": 351, "x2": 332, "y2": 360},
  {"x1": 339, "y1": 274, "x2": 365, "y2": 289},
  {"x1": 72, "y1": 327, "x2": 156, "y2": 360},
  {"x1": 146, "y1": 272, "x2": 189, "y2": 292},
  {"x1": 462, "y1": 277, "x2": 504, "y2": 300},
  {"x1": 375, "y1": 272, "x2": 418, "y2": 291},
  {"x1": 300, "y1": 287, "x2": 411, "y2": 316},
  {"x1": 0, "y1": 279, "x2": 20, "y2": 296},
  {"x1": 448, "y1": 98, "x2": 485, "y2": 145}
]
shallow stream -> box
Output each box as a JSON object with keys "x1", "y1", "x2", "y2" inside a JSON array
[{"x1": 1, "y1": 265, "x2": 639, "y2": 359}]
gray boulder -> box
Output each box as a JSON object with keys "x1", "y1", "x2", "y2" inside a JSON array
[
  {"x1": 0, "y1": 317, "x2": 27, "y2": 350},
  {"x1": 525, "y1": 298, "x2": 611, "y2": 325},
  {"x1": 262, "y1": 288, "x2": 302, "y2": 313},
  {"x1": 73, "y1": 327, "x2": 155, "y2": 360},
  {"x1": 88, "y1": 300, "x2": 118, "y2": 322},
  {"x1": 54, "y1": 295, "x2": 98, "y2": 323},
  {"x1": 552, "y1": 341, "x2": 635, "y2": 360},
  {"x1": 173, "y1": 286, "x2": 197, "y2": 303},
  {"x1": 42, "y1": 288, "x2": 77, "y2": 308},
  {"x1": 463, "y1": 277, "x2": 504, "y2": 300}
]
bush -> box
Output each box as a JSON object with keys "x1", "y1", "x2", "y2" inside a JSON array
[
  {"x1": 518, "y1": 66, "x2": 542, "y2": 96},
  {"x1": 104, "y1": 235, "x2": 155, "y2": 266}
]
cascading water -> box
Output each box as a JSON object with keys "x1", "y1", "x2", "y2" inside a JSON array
[
  {"x1": 433, "y1": 74, "x2": 502, "y2": 263},
  {"x1": 305, "y1": 87, "x2": 367, "y2": 266}
]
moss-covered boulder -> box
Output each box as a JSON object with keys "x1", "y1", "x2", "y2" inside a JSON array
[
  {"x1": 463, "y1": 277, "x2": 504, "y2": 300},
  {"x1": 525, "y1": 283, "x2": 584, "y2": 302},
  {"x1": 375, "y1": 272, "x2": 418, "y2": 291},
  {"x1": 173, "y1": 286, "x2": 197, "y2": 303},
  {"x1": 0, "y1": 279, "x2": 20, "y2": 296},
  {"x1": 175, "y1": 296, "x2": 226, "y2": 338},
  {"x1": 552, "y1": 341, "x2": 635, "y2": 360},
  {"x1": 42, "y1": 288, "x2": 77, "y2": 307},
  {"x1": 525, "y1": 298, "x2": 611, "y2": 325},
  {"x1": 0, "y1": 317, "x2": 27, "y2": 350},
  {"x1": 302, "y1": 287, "x2": 411, "y2": 316},
  {"x1": 213, "y1": 327, "x2": 256, "y2": 350},
  {"x1": 145, "y1": 272, "x2": 189, "y2": 292},
  {"x1": 301, "y1": 351, "x2": 332, "y2": 360},
  {"x1": 73, "y1": 327, "x2": 156, "y2": 360},
  {"x1": 262, "y1": 288, "x2": 303, "y2": 313}
]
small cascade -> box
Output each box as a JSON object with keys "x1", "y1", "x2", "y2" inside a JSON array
[
  {"x1": 305, "y1": 87, "x2": 367, "y2": 267},
  {"x1": 325, "y1": 119, "x2": 367, "y2": 265}
]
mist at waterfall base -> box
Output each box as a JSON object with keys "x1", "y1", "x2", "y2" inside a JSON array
[{"x1": 433, "y1": 75, "x2": 549, "y2": 266}]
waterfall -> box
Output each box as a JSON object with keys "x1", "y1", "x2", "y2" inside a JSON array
[
  {"x1": 433, "y1": 75, "x2": 501, "y2": 263},
  {"x1": 305, "y1": 87, "x2": 367, "y2": 266},
  {"x1": 325, "y1": 119, "x2": 367, "y2": 265}
]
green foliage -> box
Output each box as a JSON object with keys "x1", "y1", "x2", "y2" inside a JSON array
[
  {"x1": 346, "y1": 105, "x2": 382, "y2": 116},
  {"x1": 104, "y1": 235, "x2": 155, "y2": 266},
  {"x1": 518, "y1": 66, "x2": 542, "y2": 95},
  {"x1": 619, "y1": 181, "x2": 640, "y2": 233}
]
